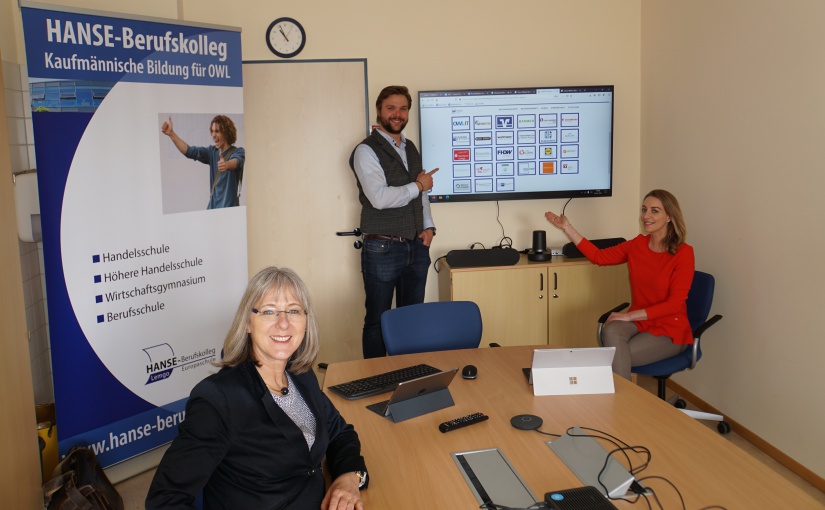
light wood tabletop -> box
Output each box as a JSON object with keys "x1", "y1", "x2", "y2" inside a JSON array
[{"x1": 323, "y1": 346, "x2": 821, "y2": 509}]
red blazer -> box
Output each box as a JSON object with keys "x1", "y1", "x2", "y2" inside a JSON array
[{"x1": 578, "y1": 235, "x2": 695, "y2": 345}]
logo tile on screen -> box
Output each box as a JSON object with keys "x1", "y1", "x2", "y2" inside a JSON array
[
  {"x1": 568, "y1": 376, "x2": 578, "y2": 385},
  {"x1": 496, "y1": 115, "x2": 514, "y2": 129},
  {"x1": 453, "y1": 149, "x2": 471, "y2": 161},
  {"x1": 473, "y1": 116, "x2": 492, "y2": 130},
  {"x1": 452, "y1": 116, "x2": 470, "y2": 131}
]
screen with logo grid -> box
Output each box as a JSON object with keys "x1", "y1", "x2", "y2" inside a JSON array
[{"x1": 419, "y1": 85, "x2": 613, "y2": 203}]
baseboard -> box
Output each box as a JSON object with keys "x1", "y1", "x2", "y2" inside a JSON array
[{"x1": 666, "y1": 380, "x2": 825, "y2": 493}]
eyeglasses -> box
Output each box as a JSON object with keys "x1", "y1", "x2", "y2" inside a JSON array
[{"x1": 251, "y1": 307, "x2": 307, "y2": 322}]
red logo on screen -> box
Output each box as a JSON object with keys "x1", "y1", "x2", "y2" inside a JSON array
[{"x1": 453, "y1": 149, "x2": 471, "y2": 161}]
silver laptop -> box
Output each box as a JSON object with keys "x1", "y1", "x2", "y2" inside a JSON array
[
  {"x1": 531, "y1": 347, "x2": 616, "y2": 396},
  {"x1": 452, "y1": 448, "x2": 537, "y2": 508},
  {"x1": 548, "y1": 426, "x2": 646, "y2": 499}
]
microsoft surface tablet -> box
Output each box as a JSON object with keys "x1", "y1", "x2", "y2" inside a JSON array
[
  {"x1": 531, "y1": 348, "x2": 615, "y2": 396},
  {"x1": 367, "y1": 368, "x2": 458, "y2": 417}
]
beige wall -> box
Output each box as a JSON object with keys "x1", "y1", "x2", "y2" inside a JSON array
[
  {"x1": 214, "y1": 0, "x2": 644, "y2": 267},
  {"x1": 2, "y1": 0, "x2": 642, "y2": 352},
  {"x1": 0, "y1": 47, "x2": 42, "y2": 509},
  {"x1": 641, "y1": 0, "x2": 825, "y2": 478},
  {"x1": 11, "y1": 0, "x2": 824, "y2": 486}
]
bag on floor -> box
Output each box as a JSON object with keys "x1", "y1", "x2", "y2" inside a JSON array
[{"x1": 43, "y1": 446, "x2": 124, "y2": 510}]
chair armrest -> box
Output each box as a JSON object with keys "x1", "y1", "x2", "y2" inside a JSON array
[
  {"x1": 598, "y1": 302, "x2": 630, "y2": 324},
  {"x1": 687, "y1": 315, "x2": 722, "y2": 369},
  {"x1": 687, "y1": 314, "x2": 722, "y2": 369},
  {"x1": 694, "y1": 314, "x2": 723, "y2": 339}
]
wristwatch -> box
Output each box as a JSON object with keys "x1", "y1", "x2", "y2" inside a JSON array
[
  {"x1": 355, "y1": 471, "x2": 368, "y2": 489},
  {"x1": 426, "y1": 227, "x2": 436, "y2": 236}
]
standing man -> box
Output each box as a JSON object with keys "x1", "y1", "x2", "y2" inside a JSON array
[
  {"x1": 349, "y1": 85, "x2": 439, "y2": 358},
  {"x1": 161, "y1": 114, "x2": 245, "y2": 209}
]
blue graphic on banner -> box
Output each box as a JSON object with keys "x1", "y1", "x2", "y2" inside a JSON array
[
  {"x1": 22, "y1": 7, "x2": 241, "y2": 86},
  {"x1": 70, "y1": 398, "x2": 188, "y2": 466},
  {"x1": 34, "y1": 112, "x2": 157, "y2": 441}
]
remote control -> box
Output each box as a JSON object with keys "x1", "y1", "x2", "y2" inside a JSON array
[{"x1": 439, "y1": 412, "x2": 489, "y2": 433}]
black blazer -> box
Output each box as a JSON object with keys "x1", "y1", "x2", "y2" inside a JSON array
[{"x1": 146, "y1": 361, "x2": 367, "y2": 510}]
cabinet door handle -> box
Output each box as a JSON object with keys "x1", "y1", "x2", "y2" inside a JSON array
[{"x1": 553, "y1": 272, "x2": 558, "y2": 290}]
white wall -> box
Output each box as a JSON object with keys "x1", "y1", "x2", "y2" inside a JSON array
[{"x1": 641, "y1": 0, "x2": 825, "y2": 479}]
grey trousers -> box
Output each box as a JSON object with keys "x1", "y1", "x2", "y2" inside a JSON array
[{"x1": 601, "y1": 321, "x2": 687, "y2": 380}]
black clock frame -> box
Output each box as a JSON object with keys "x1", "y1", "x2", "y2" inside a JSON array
[{"x1": 265, "y1": 17, "x2": 306, "y2": 58}]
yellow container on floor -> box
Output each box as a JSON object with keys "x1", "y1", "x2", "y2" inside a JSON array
[{"x1": 36, "y1": 403, "x2": 58, "y2": 482}]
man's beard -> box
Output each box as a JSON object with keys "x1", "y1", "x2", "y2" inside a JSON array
[{"x1": 379, "y1": 116, "x2": 407, "y2": 135}]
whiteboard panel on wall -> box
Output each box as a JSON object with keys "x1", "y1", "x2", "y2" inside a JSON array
[{"x1": 243, "y1": 59, "x2": 368, "y2": 365}]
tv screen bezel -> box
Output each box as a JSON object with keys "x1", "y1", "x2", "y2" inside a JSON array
[{"x1": 417, "y1": 85, "x2": 614, "y2": 203}]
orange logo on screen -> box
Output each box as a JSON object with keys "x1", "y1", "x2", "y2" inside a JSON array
[{"x1": 541, "y1": 162, "x2": 556, "y2": 174}]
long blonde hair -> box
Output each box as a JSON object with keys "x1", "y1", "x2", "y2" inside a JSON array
[
  {"x1": 644, "y1": 189, "x2": 686, "y2": 255},
  {"x1": 217, "y1": 267, "x2": 318, "y2": 374}
]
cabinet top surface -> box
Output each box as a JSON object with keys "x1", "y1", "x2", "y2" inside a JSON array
[{"x1": 445, "y1": 253, "x2": 594, "y2": 272}]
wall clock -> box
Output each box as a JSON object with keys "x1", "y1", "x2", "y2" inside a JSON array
[{"x1": 266, "y1": 17, "x2": 306, "y2": 58}]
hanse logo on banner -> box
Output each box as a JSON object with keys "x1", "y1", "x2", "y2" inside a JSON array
[{"x1": 143, "y1": 344, "x2": 217, "y2": 384}]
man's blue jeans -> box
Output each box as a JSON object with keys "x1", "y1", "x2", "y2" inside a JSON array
[{"x1": 361, "y1": 237, "x2": 430, "y2": 358}]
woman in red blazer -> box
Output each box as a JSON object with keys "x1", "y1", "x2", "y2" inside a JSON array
[
  {"x1": 545, "y1": 189, "x2": 695, "y2": 380},
  {"x1": 147, "y1": 267, "x2": 368, "y2": 509}
]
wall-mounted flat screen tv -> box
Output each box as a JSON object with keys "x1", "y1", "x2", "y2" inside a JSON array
[{"x1": 418, "y1": 85, "x2": 613, "y2": 203}]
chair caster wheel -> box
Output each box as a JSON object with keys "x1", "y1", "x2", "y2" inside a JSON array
[
  {"x1": 717, "y1": 421, "x2": 731, "y2": 434},
  {"x1": 674, "y1": 399, "x2": 687, "y2": 409}
]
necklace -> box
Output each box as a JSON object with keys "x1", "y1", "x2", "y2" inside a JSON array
[
  {"x1": 260, "y1": 371, "x2": 290, "y2": 396},
  {"x1": 266, "y1": 383, "x2": 289, "y2": 396}
]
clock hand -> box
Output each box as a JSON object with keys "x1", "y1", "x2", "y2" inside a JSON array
[{"x1": 279, "y1": 27, "x2": 289, "y2": 41}]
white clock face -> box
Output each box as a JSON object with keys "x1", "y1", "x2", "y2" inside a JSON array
[{"x1": 267, "y1": 18, "x2": 305, "y2": 58}]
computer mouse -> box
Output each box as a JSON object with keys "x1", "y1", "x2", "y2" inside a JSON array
[{"x1": 462, "y1": 365, "x2": 478, "y2": 379}]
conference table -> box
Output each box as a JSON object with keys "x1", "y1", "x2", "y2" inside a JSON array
[{"x1": 322, "y1": 346, "x2": 821, "y2": 509}]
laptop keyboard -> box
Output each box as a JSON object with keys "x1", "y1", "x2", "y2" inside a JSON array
[{"x1": 327, "y1": 363, "x2": 441, "y2": 400}]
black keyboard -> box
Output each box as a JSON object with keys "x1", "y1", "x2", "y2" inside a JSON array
[{"x1": 327, "y1": 363, "x2": 441, "y2": 400}]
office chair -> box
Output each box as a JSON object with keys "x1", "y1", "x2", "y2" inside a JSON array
[
  {"x1": 597, "y1": 271, "x2": 730, "y2": 434},
  {"x1": 381, "y1": 301, "x2": 483, "y2": 355}
]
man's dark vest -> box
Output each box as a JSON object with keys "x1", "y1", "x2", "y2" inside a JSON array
[{"x1": 349, "y1": 130, "x2": 424, "y2": 240}]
